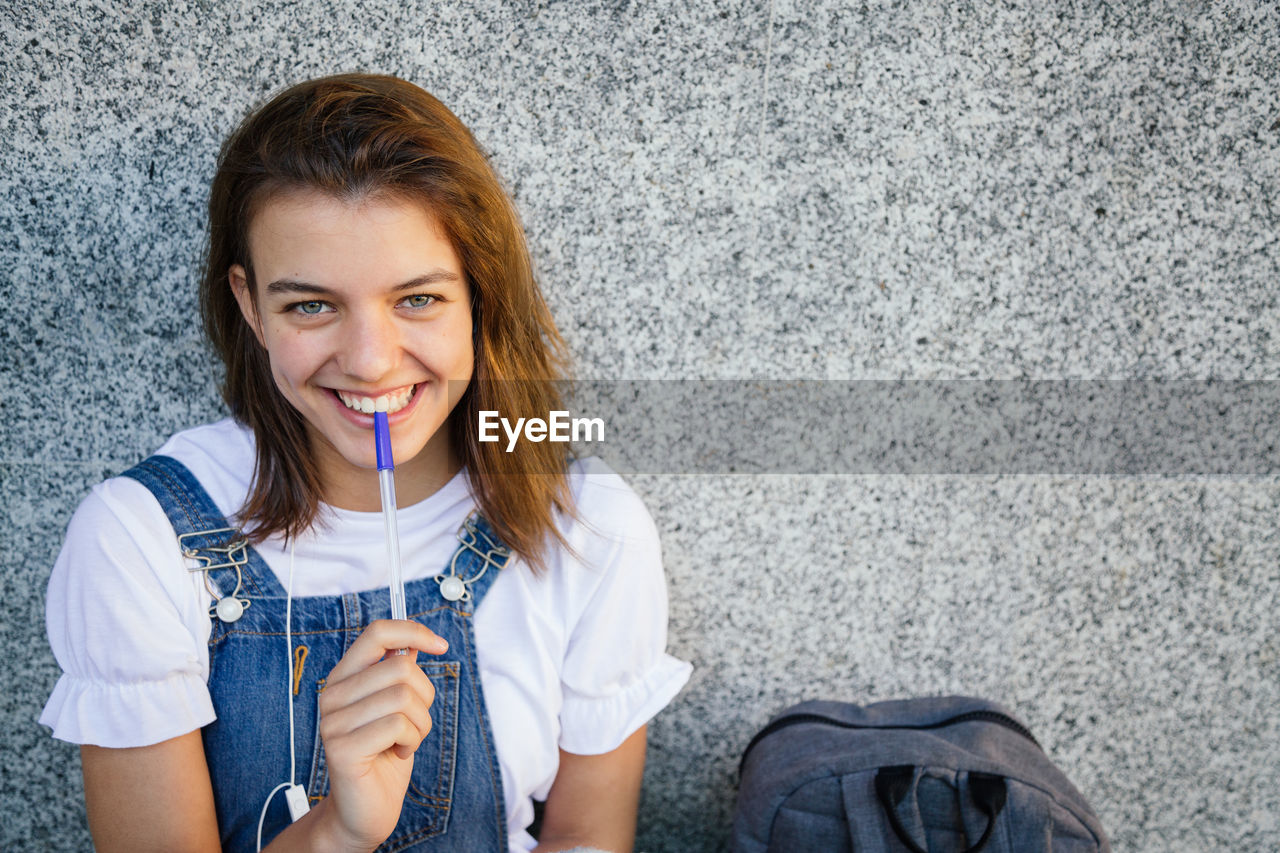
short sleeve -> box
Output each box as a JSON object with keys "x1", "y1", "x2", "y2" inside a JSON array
[
  {"x1": 555, "y1": 466, "x2": 692, "y2": 755},
  {"x1": 39, "y1": 478, "x2": 216, "y2": 747}
]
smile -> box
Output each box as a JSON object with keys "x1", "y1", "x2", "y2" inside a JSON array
[{"x1": 334, "y1": 385, "x2": 417, "y2": 415}]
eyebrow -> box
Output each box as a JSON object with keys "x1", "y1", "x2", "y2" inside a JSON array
[{"x1": 264, "y1": 270, "x2": 462, "y2": 296}]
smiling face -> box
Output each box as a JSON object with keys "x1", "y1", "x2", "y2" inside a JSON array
[{"x1": 229, "y1": 189, "x2": 473, "y2": 509}]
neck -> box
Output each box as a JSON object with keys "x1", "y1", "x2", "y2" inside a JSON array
[{"x1": 315, "y1": 434, "x2": 459, "y2": 511}]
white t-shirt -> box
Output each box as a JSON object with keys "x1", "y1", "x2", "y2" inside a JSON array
[{"x1": 40, "y1": 418, "x2": 691, "y2": 852}]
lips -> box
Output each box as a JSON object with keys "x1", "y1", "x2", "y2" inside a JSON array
[{"x1": 334, "y1": 384, "x2": 417, "y2": 414}]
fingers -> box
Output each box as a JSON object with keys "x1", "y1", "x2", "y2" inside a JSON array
[
  {"x1": 327, "y1": 620, "x2": 448, "y2": 687},
  {"x1": 324, "y1": 712, "x2": 428, "y2": 769},
  {"x1": 321, "y1": 652, "x2": 437, "y2": 715},
  {"x1": 318, "y1": 621, "x2": 446, "y2": 768},
  {"x1": 320, "y1": 681, "x2": 435, "y2": 758},
  {"x1": 321, "y1": 670, "x2": 435, "y2": 739}
]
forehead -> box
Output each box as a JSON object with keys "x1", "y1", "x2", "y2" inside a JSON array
[{"x1": 247, "y1": 189, "x2": 462, "y2": 285}]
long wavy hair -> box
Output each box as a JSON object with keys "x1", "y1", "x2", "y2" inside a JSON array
[{"x1": 201, "y1": 73, "x2": 572, "y2": 571}]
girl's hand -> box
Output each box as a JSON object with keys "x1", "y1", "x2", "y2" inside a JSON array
[{"x1": 312, "y1": 619, "x2": 449, "y2": 852}]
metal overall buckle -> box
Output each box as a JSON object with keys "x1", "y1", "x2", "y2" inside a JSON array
[
  {"x1": 179, "y1": 527, "x2": 251, "y2": 623},
  {"x1": 435, "y1": 514, "x2": 511, "y2": 603}
]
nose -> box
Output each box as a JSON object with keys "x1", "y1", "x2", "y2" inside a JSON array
[{"x1": 336, "y1": 307, "x2": 402, "y2": 383}]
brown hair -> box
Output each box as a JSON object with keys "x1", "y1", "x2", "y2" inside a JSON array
[{"x1": 201, "y1": 73, "x2": 573, "y2": 570}]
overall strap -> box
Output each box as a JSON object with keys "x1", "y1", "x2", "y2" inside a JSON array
[{"x1": 120, "y1": 454, "x2": 284, "y2": 599}]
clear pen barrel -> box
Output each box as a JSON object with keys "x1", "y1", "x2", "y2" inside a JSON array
[{"x1": 379, "y1": 467, "x2": 407, "y2": 622}]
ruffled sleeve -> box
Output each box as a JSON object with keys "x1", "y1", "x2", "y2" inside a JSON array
[
  {"x1": 555, "y1": 464, "x2": 692, "y2": 755},
  {"x1": 39, "y1": 478, "x2": 215, "y2": 747}
]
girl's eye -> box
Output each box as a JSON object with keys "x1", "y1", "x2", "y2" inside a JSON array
[
  {"x1": 403, "y1": 294, "x2": 436, "y2": 309},
  {"x1": 294, "y1": 301, "x2": 329, "y2": 315}
]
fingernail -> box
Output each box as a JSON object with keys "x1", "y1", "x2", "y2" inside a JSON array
[{"x1": 435, "y1": 638, "x2": 449, "y2": 654}]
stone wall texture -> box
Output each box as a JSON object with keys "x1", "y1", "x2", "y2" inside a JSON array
[{"x1": 2, "y1": 1, "x2": 1278, "y2": 850}]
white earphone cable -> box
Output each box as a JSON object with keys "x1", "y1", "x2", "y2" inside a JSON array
[
  {"x1": 287, "y1": 535, "x2": 298, "y2": 782},
  {"x1": 256, "y1": 783, "x2": 291, "y2": 851},
  {"x1": 256, "y1": 535, "x2": 305, "y2": 851}
]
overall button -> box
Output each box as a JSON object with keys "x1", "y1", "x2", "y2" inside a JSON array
[
  {"x1": 215, "y1": 597, "x2": 245, "y2": 623},
  {"x1": 439, "y1": 576, "x2": 466, "y2": 601}
]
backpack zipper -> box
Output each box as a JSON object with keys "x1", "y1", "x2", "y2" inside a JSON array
[{"x1": 739, "y1": 708, "x2": 1041, "y2": 777}]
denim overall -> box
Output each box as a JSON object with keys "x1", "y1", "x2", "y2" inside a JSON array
[{"x1": 123, "y1": 455, "x2": 509, "y2": 853}]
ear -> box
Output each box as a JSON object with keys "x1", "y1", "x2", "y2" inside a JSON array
[{"x1": 228, "y1": 264, "x2": 266, "y2": 348}]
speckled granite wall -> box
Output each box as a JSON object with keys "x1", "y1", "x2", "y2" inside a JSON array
[{"x1": 3, "y1": 1, "x2": 1278, "y2": 850}]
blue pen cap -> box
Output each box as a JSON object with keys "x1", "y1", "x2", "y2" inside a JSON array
[{"x1": 374, "y1": 412, "x2": 394, "y2": 470}]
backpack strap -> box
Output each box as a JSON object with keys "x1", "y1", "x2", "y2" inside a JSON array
[{"x1": 875, "y1": 765, "x2": 1008, "y2": 853}]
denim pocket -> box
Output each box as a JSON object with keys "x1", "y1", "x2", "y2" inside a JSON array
[
  {"x1": 377, "y1": 659, "x2": 461, "y2": 852},
  {"x1": 307, "y1": 660, "x2": 462, "y2": 851}
]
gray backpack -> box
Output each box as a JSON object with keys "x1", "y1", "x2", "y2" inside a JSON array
[{"x1": 732, "y1": 696, "x2": 1110, "y2": 852}]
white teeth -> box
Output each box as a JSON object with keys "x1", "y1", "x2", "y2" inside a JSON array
[{"x1": 337, "y1": 385, "x2": 415, "y2": 415}]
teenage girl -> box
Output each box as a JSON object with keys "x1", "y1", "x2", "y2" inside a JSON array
[{"x1": 40, "y1": 73, "x2": 691, "y2": 853}]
